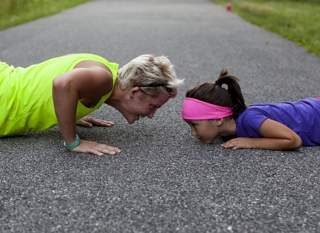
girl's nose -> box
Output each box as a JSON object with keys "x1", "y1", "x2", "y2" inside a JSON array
[{"x1": 191, "y1": 128, "x2": 197, "y2": 138}]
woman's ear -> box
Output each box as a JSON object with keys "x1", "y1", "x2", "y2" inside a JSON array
[{"x1": 129, "y1": 86, "x2": 140, "y2": 99}]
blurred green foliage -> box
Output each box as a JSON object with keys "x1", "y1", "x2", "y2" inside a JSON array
[
  {"x1": 0, "y1": 0, "x2": 89, "y2": 30},
  {"x1": 214, "y1": 0, "x2": 320, "y2": 56}
]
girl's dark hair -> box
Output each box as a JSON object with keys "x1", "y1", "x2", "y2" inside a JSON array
[{"x1": 186, "y1": 69, "x2": 246, "y2": 118}]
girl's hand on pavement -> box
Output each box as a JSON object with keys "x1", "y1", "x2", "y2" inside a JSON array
[
  {"x1": 222, "y1": 138, "x2": 253, "y2": 150},
  {"x1": 77, "y1": 116, "x2": 114, "y2": 128},
  {"x1": 72, "y1": 139, "x2": 121, "y2": 156}
]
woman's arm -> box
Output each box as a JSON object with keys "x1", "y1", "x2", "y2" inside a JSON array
[
  {"x1": 52, "y1": 67, "x2": 120, "y2": 155},
  {"x1": 222, "y1": 119, "x2": 302, "y2": 150}
]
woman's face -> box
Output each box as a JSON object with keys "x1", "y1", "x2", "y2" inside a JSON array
[
  {"x1": 187, "y1": 120, "x2": 221, "y2": 143},
  {"x1": 123, "y1": 88, "x2": 172, "y2": 124}
]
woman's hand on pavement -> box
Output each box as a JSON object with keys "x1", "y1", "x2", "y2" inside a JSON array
[
  {"x1": 76, "y1": 116, "x2": 114, "y2": 128},
  {"x1": 72, "y1": 139, "x2": 121, "y2": 156}
]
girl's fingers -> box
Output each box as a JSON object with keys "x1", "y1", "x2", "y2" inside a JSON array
[
  {"x1": 222, "y1": 143, "x2": 235, "y2": 149},
  {"x1": 223, "y1": 143, "x2": 241, "y2": 150},
  {"x1": 222, "y1": 143, "x2": 230, "y2": 148}
]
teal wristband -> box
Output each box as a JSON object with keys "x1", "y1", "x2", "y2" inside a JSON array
[{"x1": 63, "y1": 134, "x2": 80, "y2": 151}]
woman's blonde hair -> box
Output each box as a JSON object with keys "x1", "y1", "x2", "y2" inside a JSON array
[{"x1": 118, "y1": 54, "x2": 183, "y2": 96}]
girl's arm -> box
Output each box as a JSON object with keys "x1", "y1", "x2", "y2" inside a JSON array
[
  {"x1": 222, "y1": 119, "x2": 303, "y2": 150},
  {"x1": 52, "y1": 67, "x2": 120, "y2": 155}
]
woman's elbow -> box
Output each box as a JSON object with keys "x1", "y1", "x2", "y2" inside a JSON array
[{"x1": 53, "y1": 77, "x2": 72, "y2": 94}]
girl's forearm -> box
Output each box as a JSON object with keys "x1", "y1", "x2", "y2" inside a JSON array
[
  {"x1": 223, "y1": 137, "x2": 302, "y2": 151},
  {"x1": 243, "y1": 137, "x2": 302, "y2": 150}
]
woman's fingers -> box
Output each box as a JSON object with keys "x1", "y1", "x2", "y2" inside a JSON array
[
  {"x1": 92, "y1": 119, "x2": 114, "y2": 127},
  {"x1": 76, "y1": 119, "x2": 93, "y2": 127},
  {"x1": 78, "y1": 116, "x2": 114, "y2": 127},
  {"x1": 92, "y1": 147, "x2": 120, "y2": 156},
  {"x1": 87, "y1": 149, "x2": 104, "y2": 156},
  {"x1": 97, "y1": 144, "x2": 121, "y2": 155},
  {"x1": 73, "y1": 140, "x2": 121, "y2": 156}
]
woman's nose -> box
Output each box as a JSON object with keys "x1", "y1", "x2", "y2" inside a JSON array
[{"x1": 147, "y1": 111, "x2": 155, "y2": 118}]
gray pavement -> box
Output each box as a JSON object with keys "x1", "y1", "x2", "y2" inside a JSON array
[{"x1": 1, "y1": 0, "x2": 320, "y2": 232}]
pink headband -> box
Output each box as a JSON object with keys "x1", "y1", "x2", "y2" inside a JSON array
[{"x1": 181, "y1": 97, "x2": 233, "y2": 120}]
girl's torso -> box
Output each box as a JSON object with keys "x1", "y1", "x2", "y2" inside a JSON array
[{"x1": 236, "y1": 97, "x2": 320, "y2": 146}]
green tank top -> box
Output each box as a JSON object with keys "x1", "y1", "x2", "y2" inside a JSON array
[{"x1": 0, "y1": 53, "x2": 118, "y2": 136}]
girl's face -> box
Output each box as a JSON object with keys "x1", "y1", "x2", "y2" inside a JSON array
[{"x1": 187, "y1": 120, "x2": 222, "y2": 144}]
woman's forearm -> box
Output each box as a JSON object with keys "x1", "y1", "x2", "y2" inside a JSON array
[{"x1": 52, "y1": 78, "x2": 79, "y2": 143}]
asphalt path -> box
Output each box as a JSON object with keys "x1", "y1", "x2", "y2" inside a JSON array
[{"x1": 1, "y1": 0, "x2": 320, "y2": 232}]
